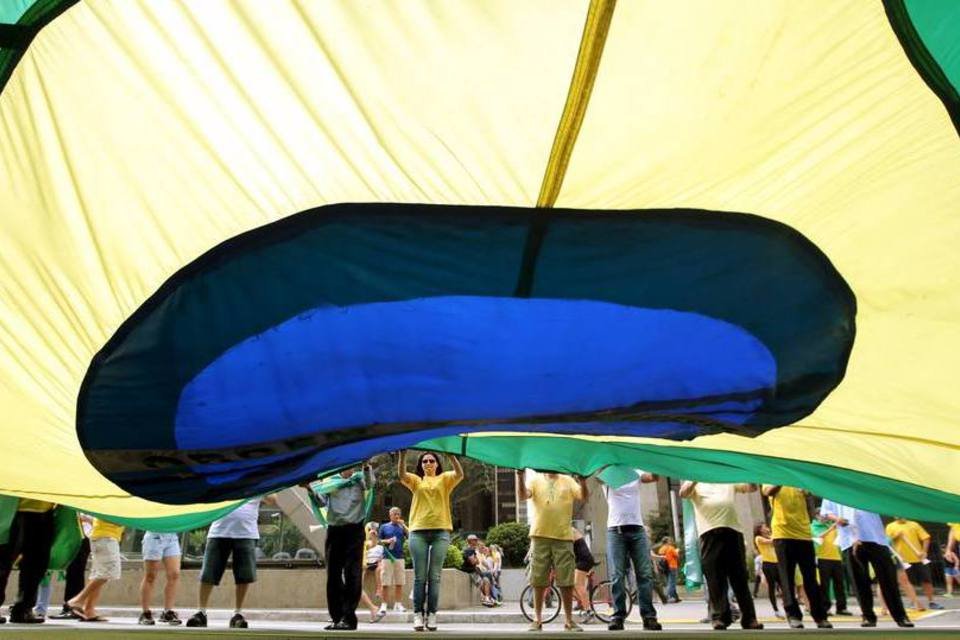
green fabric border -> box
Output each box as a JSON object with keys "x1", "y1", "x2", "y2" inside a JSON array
[
  {"x1": 85, "y1": 501, "x2": 242, "y2": 533},
  {"x1": 0, "y1": 0, "x2": 77, "y2": 95},
  {"x1": 420, "y1": 434, "x2": 960, "y2": 521},
  {"x1": 884, "y1": 0, "x2": 960, "y2": 136}
]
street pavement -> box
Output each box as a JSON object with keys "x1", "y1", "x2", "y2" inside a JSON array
[{"x1": 6, "y1": 595, "x2": 960, "y2": 636}]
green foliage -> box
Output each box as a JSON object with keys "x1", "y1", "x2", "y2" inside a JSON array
[
  {"x1": 401, "y1": 537, "x2": 463, "y2": 569},
  {"x1": 444, "y1": 542, "x2": 463, "y2": 568},
  {"x1": 484, "y1": 521, "x2": 529, "y2": 567}
]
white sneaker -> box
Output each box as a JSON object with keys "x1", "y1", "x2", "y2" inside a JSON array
[
  {"x1": 394, "y1": 603, "x2": 406, "y2": 613},
  {"x1": 378, "y1": 603, "x2": 388, "y2": 614},
  {"x1": 413, "y1": 613, "x2": 424, "y2": 631},
  {"x1": 427, "y1": 612, "x2": 438, "y2": 631}
]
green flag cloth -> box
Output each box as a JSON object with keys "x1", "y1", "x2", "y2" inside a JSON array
[
  {"x1": 0, "y1": 495, "x2": 18, "y2": 545},
  {"x1": 597, "y1": 465, "x2": 640, "y2": 489},
  {"x1": 305, "y1": 473, "x2": 375, "y2": 528},
  {"x1": 47, "y1": 505, "x2": 83, "y2": 571},
  {"x1": 682, "y1": 499, "x2": 702, "y2": 589}
]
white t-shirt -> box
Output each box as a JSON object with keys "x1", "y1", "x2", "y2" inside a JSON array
[
  {"x1": 605, "y1": 477, "x2": 644, "y2": 528},
  {"x1": 688, "y1": 483, "x2": 741, "y2": 536},
  {"x1": 207, "y1": 498, "x2": 262, "y2": 540}
]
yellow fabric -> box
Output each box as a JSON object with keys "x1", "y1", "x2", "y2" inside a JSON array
[
  {"x1": 0, "y1": 1, "x2": 958, "y2": 519},
  {"x1": 403, "y1": 471, "x2": 460, "y2": 532},
  {"x1": 528, "y1": 474, "x2": 582, "y2": 540},
  {"x1": 91, "y1": 518, "x2": 124, "y2": 542},
  {"x1": 755, "y1": 536, "x2": 777, "y2": 564},
  {"x1": 17, "y1": 499, "x2": 54, "y2": 513},
  {"x1": 886, "y1": 520, "x2": 930, "y2": 563},
  {"x1": 766, "y1": 486, "x2": 811, "y2": 541},
  {"x1": 817, "y1": 527, "x2": 842, "y2": 561}
]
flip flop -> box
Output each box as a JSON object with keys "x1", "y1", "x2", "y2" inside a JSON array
[{"x1": 79, "y1": 616, "x2": 109, "y2": 622}]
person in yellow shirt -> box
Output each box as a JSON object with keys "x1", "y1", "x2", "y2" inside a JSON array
[
  {"x1": 753, "y1": 523, "x2": 783, "y2": 618},
  {"x1": 0, "y1": 498, "x2": 56, "y2": 624},
  {"x1": 885, "y1": 517, "x2": 942, "y2": 610},
  {"x1": 517, "y1": 470, "x2": 588, "y2": 632},
  {"x1": 762, "y1": 485, "x2": 830, "y2": 629},
  {"x1": 398, "y1": 450, "x2": 463, "y2": 632},
  {"x1": 67, "y1": 517, "x2": 125, "y2": 622},
  {"x1": 811, "y1": 509, "x2": 851, "y2": 616}
]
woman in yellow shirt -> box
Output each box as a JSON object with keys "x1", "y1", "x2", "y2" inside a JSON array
[
  {"x1": 398, "y1": 450, "x2": 464, "y2": 632},
  {"x1": 753, "y1": 523, "x2": 784, "y2": 619}
]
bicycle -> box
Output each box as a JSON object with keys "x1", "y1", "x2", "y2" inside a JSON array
[
  {"x1": 589, "y1": 579, "x2": 635, "y2": 623},
  {"x1": 519, "y1": 561, "x2": 562, "y2": 623}
]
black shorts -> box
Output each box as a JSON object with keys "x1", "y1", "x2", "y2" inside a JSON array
[
  {"x1": 200, "y1": 538, "x2": 258, "y2": 585},
  {"x1": 906, "y1": 562, "x2": 932, "y2": 584},
  {"x1": 573, "y1": 538, "x2": 595, "y2": 572}
]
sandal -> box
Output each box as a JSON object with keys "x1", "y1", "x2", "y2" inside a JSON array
[{"x1": 528, "y1": 621, "x2": 543, "y2": 632}]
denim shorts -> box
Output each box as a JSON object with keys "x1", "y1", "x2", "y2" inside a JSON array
[
  {"x1": 200, "y1": 538, "x2": 258, "y2": 585},
  {"x1": 142, "y1": 532, "x2": 181, "y2": 561}
]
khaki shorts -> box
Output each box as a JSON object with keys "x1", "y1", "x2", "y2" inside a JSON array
[
  {"x1": 381, "y1": 558, "x2": 406, "y2": 586},
  {"x1": 529, "y1": 537, "x2": 575, "y2": 588},
  {"x1": 90, "y1": 537, "x2": 122, "y2": 581}
]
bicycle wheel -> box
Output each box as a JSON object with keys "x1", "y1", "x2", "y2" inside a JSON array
[
  {"x1": 590, "y1": 579, "x2": 633, "y2": 623},
  {"x1": 519, "y1": 584, "x2": 563, "y2": 624}
]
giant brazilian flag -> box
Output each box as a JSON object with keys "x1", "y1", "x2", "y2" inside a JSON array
[{"x1": 1, "y1": 0, "x2": 959, "y2": 525}]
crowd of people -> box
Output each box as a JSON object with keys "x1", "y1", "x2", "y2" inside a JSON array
[{"x1": 0, "y1": 454, "x2": 957, "y2": 633}]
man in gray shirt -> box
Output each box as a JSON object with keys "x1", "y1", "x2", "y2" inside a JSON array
[{"x1": 305, "y1": 463, "x2": 374, "y2": 630}]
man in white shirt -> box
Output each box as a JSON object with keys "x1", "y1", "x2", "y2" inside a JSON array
[
  {"x1": 679, "y1": 481, "x2": 762, "y2": 631},
  {"x1": 600, "y1": 468, "x2": 662, "y2": 631},
  {"x1": 819, "y1": 500, "x2": 913, "y2": 628},
  {"x1": 186, "y1": 496, "x2": 276, "y2": 629}
]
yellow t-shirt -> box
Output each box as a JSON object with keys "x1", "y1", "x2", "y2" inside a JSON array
[
  {"x1": 17, "y1": 499, "x2": 54, "y2": 513},
  {"x1": 755, "y1": 536, "x2": 778, "y2": 563},
  {"x1": 948, "y1": 522, "x2": 960, "y2": 541},
  {"x1": 765, "y1": 486, "x2": 810, "y2": 540},
  {"x1": 816, "y1": 526, "x2": 842, "y2": 561},
  {"x1": 404, "y1": 471, "x2": 460, "y2": 531},
  {"x1": 528, "y1": 474, "x2": 582, "y2": 541},
  {"x1": 91, "y1": 519, "x2": 124, "y2": 541},
  {"x1": 886, "y1": 520, "x2": 929, "y2": 563}
]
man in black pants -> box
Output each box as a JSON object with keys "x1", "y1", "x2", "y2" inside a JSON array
[
  {"x1": 0, "y1": 499, "x2": 56, "y2": 624},
  {"x1": 305, "y1": 463, "x2": 374, "y2": 631},
  {"x1": 820, "y1": 500, "x2": 913, "y2": 628},
  {"x1": 679, "y1": 481, "x2": 763, "y2": 631},
  {"x1": 762, "y1": 485, "x2": 831, "y2": 629}
]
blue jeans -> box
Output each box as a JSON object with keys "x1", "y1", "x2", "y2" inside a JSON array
[
  {"x1": 666, "y1": 568, "x2": 679, "y2": 600},
  {"x1": 409, "y1": 530, "x2": 450, "y2": 614},
  {"x1": 606, "y1": 526, "x2": 657, "y2": 621}
]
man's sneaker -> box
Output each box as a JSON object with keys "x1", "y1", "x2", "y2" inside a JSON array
[
  {"x1": 185, "y1": 611, "x2": 207, "y2": 628},
  {"x1": 160, "y1": 610, "x2": 182, "y2": 625},
  {"x1": 0, "y1": 615, "x2": 5, "y2": 624},
  {"x1": 229, "y1": 613, "x2": 248, "y2": 629},
  {"x1": 816, "y1": 620, "x2": 833, "y2": 629},
  {"x1": 861, "y1": 618, "x2": 878, "y2": 627},
  {"x1": 426, "y1": 612, "x2": 438, "y2": 631},
  {"x1": 607, "y1": 617, "x2": 625, "y2": 631},
  {"x1": 8, "y1": 610, "x2": 44, "y2": 624},
  {"x1": 394, "y1": 603, "x2": 406, "y2": 613},
  {"x1": 642, "y1": 617, "x2": 662, "y2": 631},
  {"x1": 835, "y1": 609, "x2": 854, "y2": 616},
  {"x1": 378, "y1": 602, "x2": 388, "y2": 615},
  {"x1": 413, "y1": 612, "x2": 425, "y2": 631},
  {"x1": 895, "y1": 617, "x2": 915, "y2": 628},
  {"x1": 929, "y1": 601, "x2": 945, "y2": 610},
  {"x1": 138, "y1": 610, "x2": 156, "y2": 625},
  {"x1": 787, "y1": 617, "x2": 804, "y2": 629}
]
